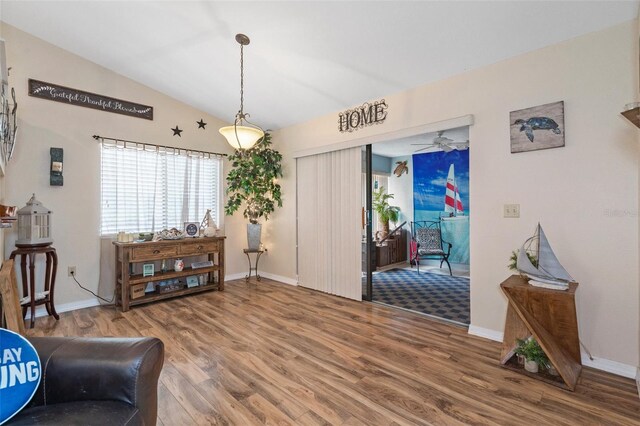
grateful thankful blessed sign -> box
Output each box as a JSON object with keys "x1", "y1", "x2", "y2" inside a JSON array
[{"x1": 28, "y1": 79, "x2": 153, "y2": 120}]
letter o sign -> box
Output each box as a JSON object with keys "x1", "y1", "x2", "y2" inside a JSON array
[{"x1": 0, "y1": 329, "x2": 41, "y2": 424}]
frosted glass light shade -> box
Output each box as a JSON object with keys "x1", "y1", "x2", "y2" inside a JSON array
[{"x1": 219, "y1": 125, "x2": 264, "y2": 150}]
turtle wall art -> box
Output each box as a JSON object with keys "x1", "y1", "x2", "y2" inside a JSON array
[{"x1": 509, "y1": 101, "x2": 564, "y2": 153}]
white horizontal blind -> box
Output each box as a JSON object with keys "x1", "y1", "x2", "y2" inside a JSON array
[
  {"x1": 100, "y1": 140, "x2": 222, "y2": 235},
  {"x1": 297, "y1": 147, "x2": 362, "y2": 300}
]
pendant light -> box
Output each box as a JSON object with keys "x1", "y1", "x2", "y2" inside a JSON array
[{"x1": 219, "y1": 34, "x2": 265, "y2": 151}]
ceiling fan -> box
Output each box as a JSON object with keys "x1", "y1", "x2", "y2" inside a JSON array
[{"x1": 411, "y1": 131, "x2": 469, "y2": 153}]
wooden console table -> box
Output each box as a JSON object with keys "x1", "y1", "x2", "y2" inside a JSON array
[
  {"x1": 114, "y1": 237, "x2": 225, "y2": 312},
  {"x1": 500, "y1": 275, "x2": 581, "y2": 390}
]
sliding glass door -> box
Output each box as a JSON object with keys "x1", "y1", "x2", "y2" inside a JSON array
[{"x1": 362, "y1": 145, "x2": 373, "y2": 301}]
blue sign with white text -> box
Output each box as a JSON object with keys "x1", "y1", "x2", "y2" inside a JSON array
[{"x1": 0, "y1": 329, "x2": 41, "y2": 425}]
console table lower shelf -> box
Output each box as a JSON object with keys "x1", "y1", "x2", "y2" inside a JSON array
[{"x1": 128, "y1": 283, "x2": 218, "y2": 307}]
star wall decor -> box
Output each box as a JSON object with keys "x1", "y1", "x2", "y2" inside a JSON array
[
  {"x1": 197, "y1": 119, "x2": 207, "y2": 129},
  {"x1": 171, "y1": 126, "x2": 183, "y2": 137}
]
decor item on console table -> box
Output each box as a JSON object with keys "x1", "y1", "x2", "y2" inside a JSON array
[
  {"x1": 184, "y1": 221, "x2": 199, "y2": 237},
  {"x1": 113, "y1": 237, "x2": 225, "y2": 312},
  {"x1": 174, "y1": 258, "x2": 184, "y2": 272},
  {"x1": 200, "y1": 209, "x2": 218, "y2": 237},
  {"x1": 154, "y1": 227, "x2": 184, "y2": 241}
]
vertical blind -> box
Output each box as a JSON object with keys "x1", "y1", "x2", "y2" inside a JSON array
[
  {"x1": 297, "y1": 147, "x2": 362, "y2": 300},
  {"x1": 100, "y1": 140, "x2": 222, "y2": 235}
]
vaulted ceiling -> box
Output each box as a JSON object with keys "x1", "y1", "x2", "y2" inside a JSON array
[{"x1": 1, "y1": 1, "x2": 637, "y2": 129}]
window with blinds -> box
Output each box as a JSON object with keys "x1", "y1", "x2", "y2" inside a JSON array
[{"x1": 100, "y1": 141, "x2": 222, "y2": 235}]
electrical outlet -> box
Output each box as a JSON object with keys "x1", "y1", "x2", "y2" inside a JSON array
[
  {"x1": 504, "y1": 204, "x2": 520, "y2": 218},
  {"x1": 68, "y1": 266, "x2": 76, "y2": 277}
]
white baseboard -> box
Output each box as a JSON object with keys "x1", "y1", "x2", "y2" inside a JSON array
[
  {"x1": 259, "y1": 272, "x2": 297, "y2": 286},
  {"x1": 32, "y1": 298, "x2": 101, "y2": 318},
  {"x1": 467, "y1": 325, "x2": 637, "y2": 379},
  {"x1": 468, "y1": 325, "x2": 504, "y2": 342},
  {"x1": 636, "y1": 368, "x2": 639, "y2": 398},
  {"x1": 581, "y1": 355, "x2": 638, "y2": 379},
  {"x1": 224, "y1": 272, "x2": 246, "y2": 281},
  {"x1": 225, "y1": 272, "x2": 297, "y2": 286}
]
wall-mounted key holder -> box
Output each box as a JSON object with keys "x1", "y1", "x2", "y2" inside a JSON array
[{"x1": 50, "y1": 147, "x2": 63, "y2": 186}]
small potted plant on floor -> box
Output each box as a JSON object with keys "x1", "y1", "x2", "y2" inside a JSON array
[{"x1": 514, "y1": 337, "x2": 548, "y2": 373}]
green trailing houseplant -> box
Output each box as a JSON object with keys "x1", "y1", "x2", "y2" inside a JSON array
[
  {"x1": 372, "y1": 186, "x2": 400, "y2": 240},
  {"x1": 225, "y1": 132, "x2": 283, "y2": 248},
  {"x1": 514, "y1": 337, "x2": 548, "y2": 373}
]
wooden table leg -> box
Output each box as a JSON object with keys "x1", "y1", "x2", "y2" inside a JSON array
[
  {"x1": 18, "y1": 254, "x2": 28, "y2": 319},
  {"x1": 121, "y1": 250, "x2": 130, "y2": 312},
  {"x1": 218, "y1": 243, "x2": 225, "y2": 291},
  {"x1": 44, "y1": 251, "x2": 52, "y2": 316},
  {"x1": 48, "y1": 249, "x2": 59, "y2": 320},
  {"x1": 28, "y1": 252, "x2": 36, "y2": 329}
]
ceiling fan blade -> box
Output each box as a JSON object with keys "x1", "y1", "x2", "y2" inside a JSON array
[
  {"x1": 410, "y1": 143, "x2": 435, "y2": 146},
  {"x1": 441, "y1": 144, "x2": 454, "y2": 153},
  {"x1": 414, "y1": 146, "x2": 436, "y2": 153}
]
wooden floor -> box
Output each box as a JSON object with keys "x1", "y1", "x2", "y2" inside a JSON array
[{"x1": 28, "y1": 278, "x2": 640, "y2": 425}]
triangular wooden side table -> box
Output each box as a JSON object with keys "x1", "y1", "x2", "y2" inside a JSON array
[{"x1": 500, "y1": 275, "x2": 581, "y2": 391}]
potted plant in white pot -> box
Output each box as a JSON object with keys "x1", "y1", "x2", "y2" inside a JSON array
[
  {"x1": 372, "y1": 186, "x2": 400, "y2": 241},
  {"x1": 514, "y1": 337, "x2": 548, "y2": 373},
  {"x1": 225, "y1": 132, "x2": 283, "y2": 250}
]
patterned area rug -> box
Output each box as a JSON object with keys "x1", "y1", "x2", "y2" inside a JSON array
[{"x1": 371, "y1": 269, "x2": 470, "y2": 325}]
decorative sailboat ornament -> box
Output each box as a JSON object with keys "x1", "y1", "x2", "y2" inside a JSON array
[
  {"x1": 516, "y1": 224, "x2": 575, "y2": 290},
  {"x1": 200, "y1": 209, "x2": 218, "y2": 237}
]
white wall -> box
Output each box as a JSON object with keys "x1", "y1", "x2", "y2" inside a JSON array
[
  {"x1": 269, "y1": 20, "x2": 640, "y2": 368},
  {"x1": 0, "y1": 23, "x2": 247, "y2": 308},
  {"x1": 387, "y1": 155, "x2": 413, "y2": 226}
]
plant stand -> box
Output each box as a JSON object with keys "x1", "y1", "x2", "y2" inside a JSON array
[
  {"x1": 243, "y1": 248, "x2": 265, "y2": 282},
  {"x1": 499, "y1": 275, "x2": 581, "y2": 391},
  {"x1": 10, "y1": 245, "x2": 59, "y2": 329}
]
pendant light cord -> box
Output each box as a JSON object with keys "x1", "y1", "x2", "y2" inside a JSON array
[{"x1": 239, "y1": 43, "x2": 244, "y2": 117}]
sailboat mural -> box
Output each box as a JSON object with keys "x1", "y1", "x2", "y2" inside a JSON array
[
  {"x1": 443, "y1": 164, "x2": 465, "y2": 220},
  {"x1": 516, "y1": 223, "x2": 575, "y2": 290},
  {"x1": 413, "y1": 150, "x2": 470, "y2": 264}
]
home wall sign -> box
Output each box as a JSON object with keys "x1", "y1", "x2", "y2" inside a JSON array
[
  {"x1": 28, "y1": 79, "x2": 153, "y2": 120},
  {"x1": 338, "y1": 99, "x2": 388, "y2": 133}
]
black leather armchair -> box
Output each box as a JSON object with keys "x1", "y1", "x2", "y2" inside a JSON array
[{"x1": 8, "y1": 337, "x2": 164, "y2": 426}]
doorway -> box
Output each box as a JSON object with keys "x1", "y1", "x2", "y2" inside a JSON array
[{"x1": 362, "y1": 127, "x2": 470, "y2": 326}]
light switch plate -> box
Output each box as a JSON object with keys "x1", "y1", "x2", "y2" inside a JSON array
[{"x1": 504, "y1": 204, "x2": 520, "y2": 218}]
